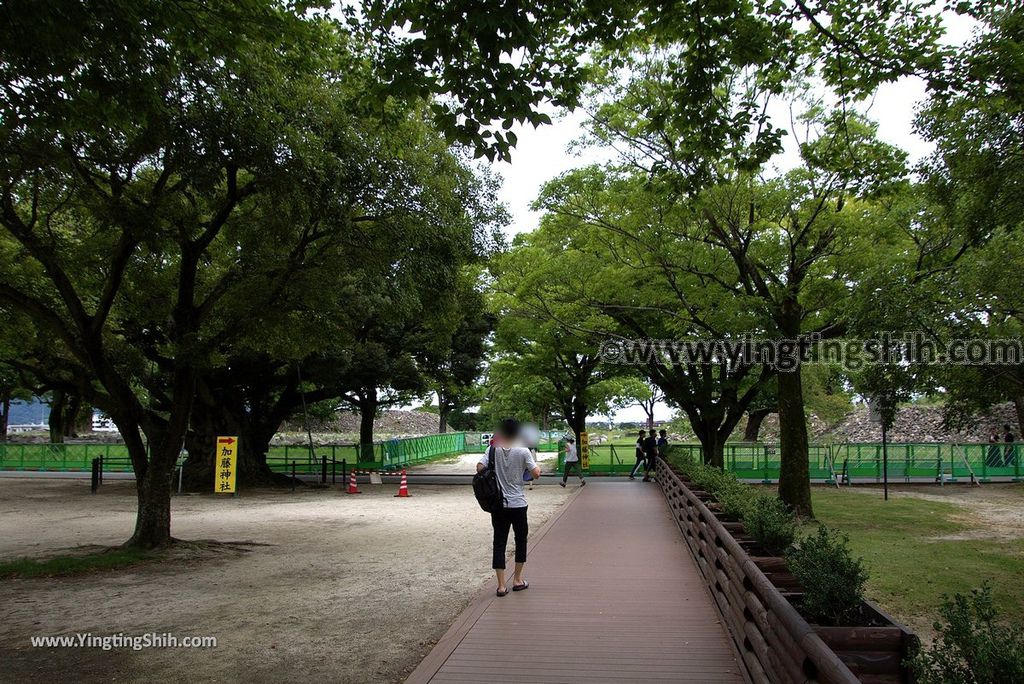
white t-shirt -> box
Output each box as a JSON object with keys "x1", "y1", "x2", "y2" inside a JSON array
[
  {"x1": 564, "y1": 441, "x2": 578, "y2": 462},
  {"x1": 478, "y1": 446, "x2": 537, "y2": 509}
]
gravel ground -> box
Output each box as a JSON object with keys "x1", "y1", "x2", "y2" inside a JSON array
[
  {"x1": 410, "y1": 451, "x2": 559, "y2": 475},
  {"x1": 0, "y1": 475, "x2": 573, "y2": 683}
]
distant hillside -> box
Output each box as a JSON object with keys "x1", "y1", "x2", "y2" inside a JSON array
[
  {"x1": 6, "y1": 399, "x2": 49, "y2": 426},
  {"x1": 752, "y1": 402, "x2": 1020, "y2": 444},
  {"x1": 279, "y1": 409, "x2": 445, "y2": 438}
]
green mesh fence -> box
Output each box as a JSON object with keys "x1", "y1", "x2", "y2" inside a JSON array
[
  {"x1": 665, "y1": 442, "x2": 1022, "y2": 482},
  {"x1": 3, "y1": 437, "x2": 1020, "y2": 480},
  {"x1": 0, "y1": 433, "x2": 468, "y2": 475},
  {"x1": 0, "y1": 443, "x2": 137, "y2": 472}
]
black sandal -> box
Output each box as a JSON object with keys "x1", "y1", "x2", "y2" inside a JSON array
[
  {"x1": 496, "y1": 588, "x2": 509, "y2": 597},
  {"x1": 512, "y1": 581, "x2": 529, "y2": 592}
]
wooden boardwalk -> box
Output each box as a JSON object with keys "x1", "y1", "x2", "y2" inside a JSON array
[{"x1": 408, "y1": 482, "x2": 744, "y2": 683}]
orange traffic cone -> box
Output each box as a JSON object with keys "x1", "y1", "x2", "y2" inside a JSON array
[
  {"x1": 394, "y1": 469, "x2": 411, "y2": 498},
  {"x1": 347, "y1": 470, "x2": 361, "y2": 494}
]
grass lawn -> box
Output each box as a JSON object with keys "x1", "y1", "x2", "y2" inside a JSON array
[
  {"x1": 810, "y1": 486, "x2": 1024, "y2": 637},
  {"x1": 0, "y1": 547, "x2": 155, "y2": 579}
]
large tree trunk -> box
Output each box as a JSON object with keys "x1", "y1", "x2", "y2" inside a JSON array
[
  {"x1": 691, "y1": 420, "x2": 726, "y2": 469},
  {"x1": 358, "y1": 394, "x2": 377, "y2": 461},
  {"x1": 438, "y1": 403, "x2": 449, "y2": 434},
  {"x1": 743, "y1": 408, "x2": 772, "y2": 442},
  {"x1": 777, "y1": 366, "x2": 812, "y2": 517},
  {"x1": 182, "y1": 390, "x2": 289, "y2": 490}
]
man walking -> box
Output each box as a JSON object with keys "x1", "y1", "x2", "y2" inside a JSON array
[
  {"x1": 1004, "y1": 424, "x2": 1017, "y2": 467},
  {"x1": 561, "y1": 434, "x2": 586, "y2": 488},
  {"x1": 629, "y1": 429, "x2": 647, "y2": 480},
  {"x1": 477, "y1": 419, "x2": 540, "y2": 596},
  {"x1": 642, "y1": 428, "x2": 659, "y2": 482}
]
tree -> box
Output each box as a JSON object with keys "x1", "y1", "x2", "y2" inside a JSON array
[
  {"x1": 488, "y1": 243, "x2": 637, "y2": 440},
  {"x1": 422, "y1": 273, "x2": 495, "y2": 433},
  {"x1": 522, "y1": 167, "x2": 773, "y2": 469},
  {"x1": 0, "y1": 2, "x2": 487, "y2": 546},
  {"x1": 912, "y1": 7, "x2": 1024, "y2": 435},
  {"x1": 611, "y1": 377, "x2": 665, "y2": 430},
  {"x1": 535, "y1": 101, "x2": 911, "y2": 515},
  {"x1": 0, "y1": 363, "x2": 30, "y2": 441},
  {"x1": 177, "y1": 112, "x2": 500, "y2": 484},
  {"x1": 367, "y1": 0, "x2": 946, "y2": 161},
  {"x1": 742, "y1": 381, "x2": 777, "y2": 442}
]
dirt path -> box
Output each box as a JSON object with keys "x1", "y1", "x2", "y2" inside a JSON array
[
  {"x1": 0, "y1": 477, "x2": 573, "y2": 683},
  {"x1": 409, "y1": 451, "x2": 559, "y2": 475}
]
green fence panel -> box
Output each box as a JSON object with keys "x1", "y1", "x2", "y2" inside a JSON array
[{"x1": 3, "y1": 438, "x2": 1022, "y2": 481}]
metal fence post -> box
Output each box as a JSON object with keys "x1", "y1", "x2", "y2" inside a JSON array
[
  {"x1": 90, "y1": 457, "x2": 100, "y2": 493},
  {"x1": 321, "y1": 455, "x2": 327, "y2": 484},
  {"x1": 291, "y1": 461, "x2": 296, "y2": 492},
  {"x1": 342, "y1": 459, "x2": 347, "y2": 487}
]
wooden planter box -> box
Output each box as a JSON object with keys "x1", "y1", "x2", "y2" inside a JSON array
[{"x1": 655, "y1": 459, "x2": 918, "y2": 684}]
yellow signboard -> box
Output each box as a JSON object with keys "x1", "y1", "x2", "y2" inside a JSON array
[
  {"x1": 579, "y1": 432, "x2": 589, "y2": 470},
  {"x1": 215, "y1": 436, "x2": 238, "y2": 494}
]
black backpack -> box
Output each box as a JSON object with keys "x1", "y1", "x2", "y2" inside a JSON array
[{"x1": 473, "y1": 446, "x2": 504, "y2": 512}]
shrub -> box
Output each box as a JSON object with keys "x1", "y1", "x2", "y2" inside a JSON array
[
  {"x1": 909, "y1": 584, "x2": 1024, "y2": 683},
  {"x1": 689, "y1": 463, "x2": 740, "y2": 495},
  {"x1": 716, "y1": 484, "x2": 755, "y2": 519},
  {"x1": 786, "y1": 525, "x2": 868, "y2": 625},
  {"x1": 743, "y1": 495, "x2": 797, "y2": 555}
]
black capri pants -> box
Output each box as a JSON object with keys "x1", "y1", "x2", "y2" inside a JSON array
[{"x1": 491, "y1": 506, "x2": 529, "y2": 569}]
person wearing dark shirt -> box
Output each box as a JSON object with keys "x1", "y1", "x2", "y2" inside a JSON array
[
  {"x1": 642, "y1": 428, "x2": 658, "y2": 482},
  {"x1": 987, "y1": 433, "x2": 1003, "y2": 468},
  {"x1": 1004, "y1": 424, "x2": 1017, "y2": 467},
  {"x1": 657, "y1": 429, "x2": 668, "y2": 454},
  {"x1": 629, "y1": 429, "x2": 647, "y2": 480}
]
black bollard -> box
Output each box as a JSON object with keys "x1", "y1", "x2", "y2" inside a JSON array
[
  {"x1": 291, "y1": 461, "x2": 296, "y2": 492},
  {"x1": 91, "y1": 457, "x2": 100, "y2": 493},
  {"x1": 321, "y1": 455, "x2": 327, "y2": 484}
]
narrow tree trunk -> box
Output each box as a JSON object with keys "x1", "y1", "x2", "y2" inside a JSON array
[
  {"x1": 645, "y1": 398, "x2": 655, "y2": 430},
  {"x1": 438, "y1": 404, "x2": 449, "y2": 433},
  {"x1": 0, "y1": 391, "x2": 9, "y2": 442},
  {"x1": 777, "y1": 367, "x2": 813, "y2": 517},
  {"x1": 569, "y1": 396, "x2": 587, "y2": 443},
  {"x1": 358, "y1": 394, "x2": 377, "y2": 461},
  {"x1": 743, "y1": 408, "x2": 772, "y2": 442},
  {"x1": 128, "y1": 447, "x2": 175, "y2": 548},
  {"x1": 64, "y1": 395, "x2": 82, "y2": 438},
  {"x1": 48, "y1": 390, "x2": 67, "y2": 443}
]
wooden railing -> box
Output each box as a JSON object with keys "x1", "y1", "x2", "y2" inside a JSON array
[{"x1": 656, "y1": 457, "x2": 861, "y2": 684}]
